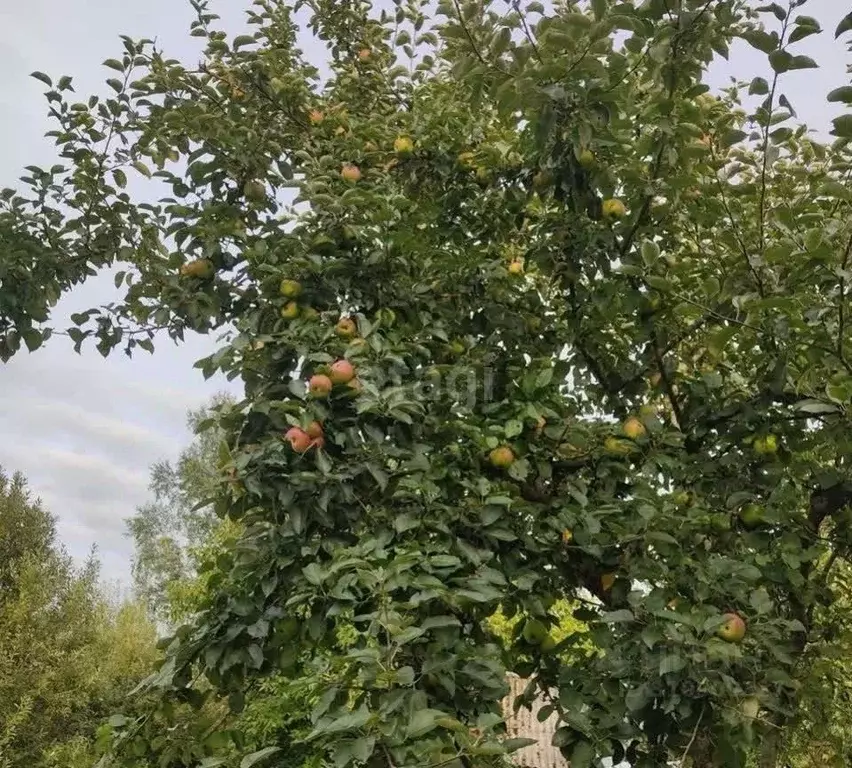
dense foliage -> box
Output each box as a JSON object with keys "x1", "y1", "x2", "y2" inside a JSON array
[
  {"x1": 0, "y1": 470, "x2": 157, "y2": 768},
  {"x1": 5, "y1": 1, "x2": 852, "y2": 766}
]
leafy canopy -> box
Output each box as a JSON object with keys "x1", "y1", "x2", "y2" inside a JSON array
[{"x1": 5, "y1": 1, "x2": 852, "y2": 767}]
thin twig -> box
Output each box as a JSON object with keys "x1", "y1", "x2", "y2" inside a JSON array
[
  {"x1": 450, "y1": 0, "x2": 509, "y2": 75},
  {"x1": 757, "y1": 3, "x2": 792, "y2": 262},
  {"x1": 679, "y1": 704, "x2": 705, "y2": 766},
  {"x1": 513, "y1": 0, "x2": 542, "y2": 62},
  {"x1": 837, "y1": 232, "x2": 852, "y2": 366}
]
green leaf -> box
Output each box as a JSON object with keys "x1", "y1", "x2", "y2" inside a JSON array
[
  {"x1": 233, "y1": 34, "x2": 257, "y2": 49},
  {"x1": 719, "y1": 129, "x2": 747, "y2": 149},
  {"x1": 600, "y1": 609, "x2": 634, "y2": 623},
  {"x1": 504, "y1": 738, "x2": 539, "y2": 753},
  {"x1": 743, "y1": 30, "x2": 778, "y2": 54},
  {"x1": 768, "y1": 50, "x2": 792, "y2": 73},
  {"x1": 645, "y1": 275, "x2": 672, "y2": 292},
  {"x1": 570, "y1": 740, "x2": 594, "y2": 768},
  {"x1": 351, "y1": 737, "x2": 376, "y2": 763},
  {"x1": 794, "y1": 399, "x2": 840, "y2": 414},
  {"x1": 430, "y1": 554, "x2": 461, "y2": 568},
  {"x1": 112, "y1": 169, "x2": 127, "y2": 189},
  {"x1": 311, "y1": 706, "x2": 371, "y2": 739},
  {"x1": 659, "y1": 654, "x2": 687, "y2": 675},
  {"x1": 132, "y1": 160, "x2": 152, "y2": 178},
  {"x1": 241, "y1": 747, "x2": 281, "y2": 768},
  {"x1": 504, "y1": 419, "x2": 523, "y2": 438},
  {"x1": 407, "y1": 708, "x2": 446, "y2": 738},
  {"x1": 788, "y1": 24, "x2": 820, "y2": 44},
  {"x1": 103, "y1": 58, "x2": 124, "y2": 71},
  {"x1": 108, "y1": 714, "x2": 130, "y2": 727},
  {"x1": 303, "y1": 562, "x2": 324, "y2": 585},
  {"x1": 641, "y1": 240, "x2": 659, "y2": 266},
  {"x1": 247, "y1": 644, "x2": 264, "y2": 668},
  {"x1": 836, "y1": 11, "x2": 852, "y2": 38},
  {"x1": 828, "y1": 86, "x2": 852, "y2": 104},
  {"x1": 625, "y1": 685, "x2": 650, "y2": 711},
  {"x1": 756, "y1": 3, "x2": 786, "y2": 20},
  {"x1": 832, "y1": 115, "x2": 852, "y2": 138},
  {"x1": 749, "y1": 77, "x2": 769, "y2": 95},
  {"x1": 789, "y1": 55, "x2": 818, "y2": 70},
  {"x1": 590, "y1": 0, "x2": 607, "y2": 21},
  {"x1": 818, "y1": 181, "x2": 850, "y2": 200},
  {"x1": 30, "y1": 71, "x2": 53, "y2": 87}
]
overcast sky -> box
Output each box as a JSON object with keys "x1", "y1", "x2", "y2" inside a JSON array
[{"x1": 0, "y1": 0, "x2": 848, "y2": 588}]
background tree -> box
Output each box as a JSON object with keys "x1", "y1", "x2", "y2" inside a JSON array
[
  {"x1": 127, "y1": 394, "x2": 233, "y2": 623},
  {"x1": 0, "y1": 469, "x2": 158, "y2": 768},
  {"x1": 6, "y1": 1, "x2": 852, "y2": 768}
]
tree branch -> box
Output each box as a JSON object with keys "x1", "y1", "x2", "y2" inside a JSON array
[{"x1": 837, "y1": 232, "x2": 852, "y2": 368}]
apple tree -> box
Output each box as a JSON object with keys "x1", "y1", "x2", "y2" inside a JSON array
[{"x1": 6, "y1": 1, "x2": 852, "y2": 767}]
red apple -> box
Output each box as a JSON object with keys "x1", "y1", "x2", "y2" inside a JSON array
[
  {"x1": 284, "y1": 427, "x2": 311, "y2": 453},
  {"x1": 306, "y1": 421, "x2": 324, "y2": 439},
  {"x1": 717, "y1": 612, "x2": 746, "y2": 643},
  {"x1": 341, "y1": 164, "x2": 362, "y2": 182},
  {"x1": 330, "y1": 359, "x2": 356, "y2": 384},
  {"x1": 488, "y1": 445, "x2": 515, "y2": 469},
  {"x1": 310, "y1": 435, "x2": 325, "y2": 450},
  {"x1": 309, "y1": 374, "x2": 333, "y2": 398}
]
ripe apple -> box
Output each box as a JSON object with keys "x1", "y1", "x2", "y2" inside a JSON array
[
  {"x1": 738, "y1": 502, "x2": 766, "y2": 529},
  {"x1": 180, "y1": 259, "x2": 215, "y2": 279},
  {"x1": 280, "y1": 301, "x2": 300, "y2": 320},
  {"x1": 488, "y1": 445, "x2": 515, "y2": 469},
  {"x1": 394, "y1": 136, "x2": 414, "y2": 155},
  {"x1": 243, "y1": 180, "x2": 266, "y2": 203},
  {"x1": 335, "y1": 317, "x2": 358, "y2": 338},
  {"x1": 308, "y1": 109, "x2": 324, "y2": 125},
  {"x1": 753, "y1": 434, "x2": 778, "y2": 455},
  {"x1": 309, "y1": 374, "x2": 333, "y2": 398},
  {"x1": 358, "y1": 47, "x2": 371, "y2": 61},
  {"x1": 284, "y1": 427, "x2": 311, "y2": 453},
  {"x1": 602, "y1": 198, "x2": 627, "y2": 220},
  {"x1": 341, "y1": 164, "x2": 362, "y2": 182},
  {"x1": 507, "y1": 260, "x2": 524, "y2": 276},
  {"x1": 521, "y1": 618, "x2": 549, "y2": 645},
  {"x1": 310, "y1": 435, "x2": 325, "y2": 450},
  {"x1": 532, "y1": 170, "x2": 552, "y2": 190},
  {"x1": 672, "y1": 490, "x2": 692, "y2": 507},
  {"x1": 306, "y1": 421, "x2": 323, "y2": 439},
  {"x1": 329, "y1": 359, "x2": 356, "y2": 384},
  {"x1": 604, "y1": 436, "x2": 631, "y2": 456},
  {"x1": 717, "y1": 612, "x2": 746, "y2": 643},
  {"x1": 622, "y1": 416, "x2": 647, "y2": 440},
  {"x1": 740, "y1": 696, "x2": 760, "y2": 720},
  {"x1": 639, "y1": 404, "x2": 657, "y2": 418},
  {"x1": 279, "y1": 279, "x2": 302, "y2": 298},
  {"x1": 578, "y1": 149, "x2": 595, "y2": 169}
]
